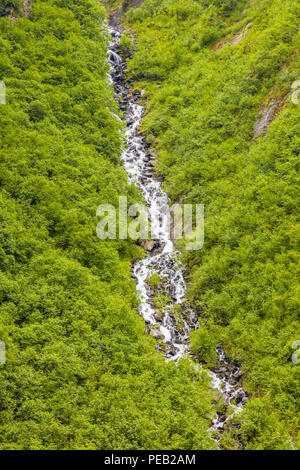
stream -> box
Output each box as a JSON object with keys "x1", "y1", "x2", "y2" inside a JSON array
[{"x1": 107, "y1": 24, "x2": 248, "y2": 439}]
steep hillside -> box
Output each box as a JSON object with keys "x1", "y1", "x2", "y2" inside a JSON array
[
  {"x1": 0, "y1": 0, "x2": 216, "y2": 450},
  {"x1": 116, "y1": 0, "x2": 300, "y2": 450}
]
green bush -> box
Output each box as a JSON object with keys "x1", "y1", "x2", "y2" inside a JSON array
[{"x1": 119, "y1": 34, "x2": 134, "y2": 57}]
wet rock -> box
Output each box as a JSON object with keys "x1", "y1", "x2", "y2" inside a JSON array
[
  {"x1": 138, "y1": 240, "x2": 160, "y2": 252},
  {"x1": 165, "y1": 343, "x2": 179, "y2": 358},
  {"x1": 108, "y1": 22, "x2": 248, "y2": 436},
  {"x1": 150, "y1": 328, "x2": 163, "y2": 340},
  {"x1": 154, "y1": 313, "x2": 162, "y2": 323},
  {"x1": 133, "y1": 90, "x2": 141, "y2": 98},
  {"x1": 235, "y1": 393, "x2": 244, "y2": 405}
]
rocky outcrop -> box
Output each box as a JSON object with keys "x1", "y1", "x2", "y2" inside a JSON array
[
  {"x1": 253, "y1": 95, "x2": 288, "y2": 138},
  {"x1": 122, "y1": 0, "x2": 144, "y2": 12},
  {"x1": 138, "y1": 240, "x2": 160, "y2": 252},
  {"x1": 230, "y1": 22, "x2": 253, "y2": 45},
  {"x1": 149, "y1": 328, "x2": 164, "y2": 340},
  {"x1": 213, "y1": 22, "x2": 253, "y2": 51}
]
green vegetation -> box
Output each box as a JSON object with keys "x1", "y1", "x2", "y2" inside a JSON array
[
  {"x1": 0, "y1": 0, "x2": 217, "y2": 450},
  {"x1": 146, "y1": 272, "x2": 161, "y2": 289},
  {"x1": 122, "y1": 0, "x2": 300, "y2": 450},
  {"x1": 0, "y1": 0, "x2": 22, "y2": 17},
  {"x1": 1, "y1": 0, "x2": 299, "y2": 451},
  {"x1": 119, "y1": 33, "x2": 134, "y2": 57},
  {"x1": 153, "y1": 292, "x2": 171, "y2": 312}
]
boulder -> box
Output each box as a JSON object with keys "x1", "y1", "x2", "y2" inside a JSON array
[
  {"x1": 149, "y1": 328, "x2": 163, "y2": 339},
  {"x1": 138, "y1": 240, "x2": 159, "y2": 252}
]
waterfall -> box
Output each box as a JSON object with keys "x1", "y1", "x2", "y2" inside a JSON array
[{"x1": 107, "y1": 24, "x2": 247, "y2": 437}]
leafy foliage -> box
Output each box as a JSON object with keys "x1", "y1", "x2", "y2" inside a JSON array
[
  {"x1": 0, "y1": 0, "x2": 216, "y2": 450},
  {"x1": 119, "y1": 33, "x2": 134, "y2": 57},
  {"x1": 124, "y1": 0, "x2": 300, "y2": 449}
]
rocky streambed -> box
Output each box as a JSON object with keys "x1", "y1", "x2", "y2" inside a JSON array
[{"x1": 107, "y1": 21, "x2": 248, "y2": 441}]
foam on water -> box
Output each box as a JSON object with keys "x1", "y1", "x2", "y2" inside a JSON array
[{"x1": 107, "y1": 25, "x2": 247, "y2": 433}]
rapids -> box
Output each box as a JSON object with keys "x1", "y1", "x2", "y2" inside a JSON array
[{"x1": 107, "y1": 25, "x2": 247, "y2": 437}]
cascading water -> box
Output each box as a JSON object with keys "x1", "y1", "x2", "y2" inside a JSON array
[{"x1": 107, "y1": 24, "x2": 247, "y2": 437}]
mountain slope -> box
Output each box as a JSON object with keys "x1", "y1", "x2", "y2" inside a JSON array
[
  {"x1": 0, "y1": 0, "x2": 216, "y2": 450},
  {"x1": 119, "y1": 0, "x2": 300, "y2": 450}
]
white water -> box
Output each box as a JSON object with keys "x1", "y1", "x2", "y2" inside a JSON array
[{"x1": 108, "y1": 26, "x2": 247, "y2": 434}]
